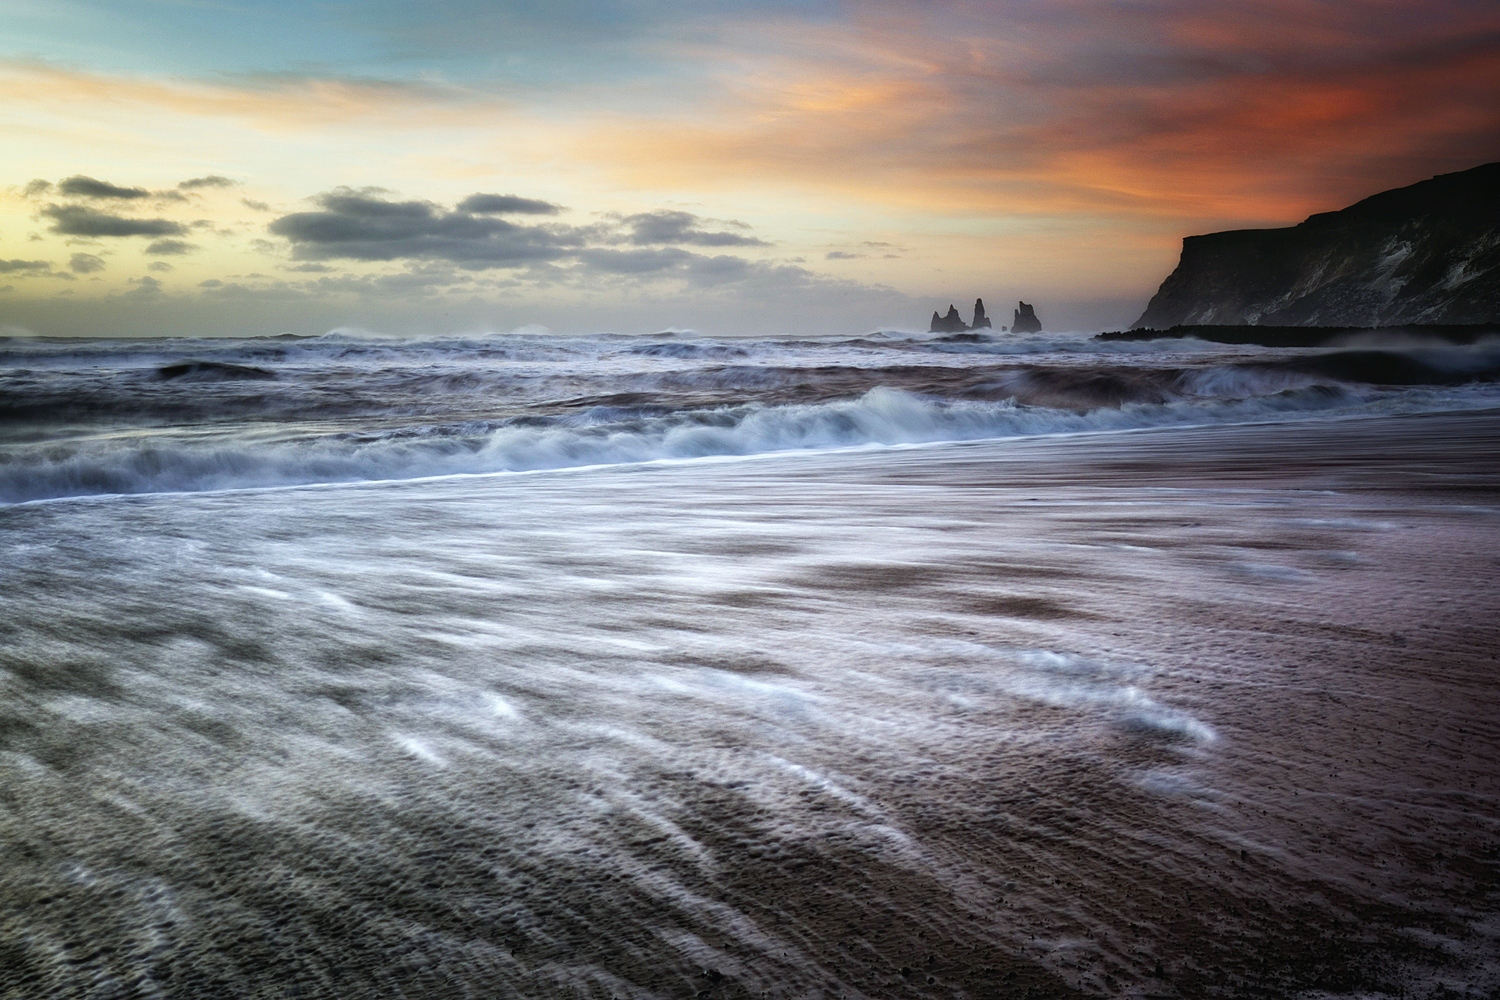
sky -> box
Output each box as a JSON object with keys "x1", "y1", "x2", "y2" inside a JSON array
[{"x1": 1, "y1": 0, "x2": 1497, "y2": 338}]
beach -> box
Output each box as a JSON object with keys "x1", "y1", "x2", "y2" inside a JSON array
[{"x1": 2, "y1": 332, "x2": 1497, "y2": 998}]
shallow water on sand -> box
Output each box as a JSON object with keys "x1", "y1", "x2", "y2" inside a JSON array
[{"x1": 1, "y1": 411, "x2": 1498, "y2": 998}]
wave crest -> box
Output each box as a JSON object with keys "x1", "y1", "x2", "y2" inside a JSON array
[{"x1": 8, "y1": 380, "x2": 1487, "y2": 503}]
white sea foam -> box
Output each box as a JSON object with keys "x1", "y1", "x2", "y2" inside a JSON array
[
  {"x1": 6, "y1": 380, "x2": 1498, "y2": 503},
  {"x1": 5, "y1": 329, "x2": 1499, "y2": 502},
  {"x1": 3, "y1": 411, "x2": 1496, "y2": 998}
]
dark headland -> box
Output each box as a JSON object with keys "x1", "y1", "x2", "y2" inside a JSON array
[{"x1": 1107, "y1": 161, "x2": 1499, "y2": 346}]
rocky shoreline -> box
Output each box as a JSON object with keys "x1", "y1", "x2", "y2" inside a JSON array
[{"x1": 1097, "y1": 323, "x2": 1499, "y2": 347}]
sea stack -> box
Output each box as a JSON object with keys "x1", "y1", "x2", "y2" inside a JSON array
[
  {"x1": 929, "y1": 304, "x2": 969, "y2": 333},
  {"x1": 1012, "y1": 302, "x2": 1042, "y2": 333},
  {"x1": 928, "y1": 300, "x2": 994, "y2": 333}
]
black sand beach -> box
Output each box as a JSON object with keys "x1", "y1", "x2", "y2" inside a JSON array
[{"x1": 3, "y1": 405, "x2": 1497, "y2": 998}]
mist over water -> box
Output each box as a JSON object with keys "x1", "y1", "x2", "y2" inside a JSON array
[{"x1": 2, "y1": 329, "x2": 1499, "y2": 998}]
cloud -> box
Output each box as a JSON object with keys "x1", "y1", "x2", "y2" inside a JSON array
[
  {"x1": 365, "y1": 1, "x2": 689, "y2": 59},
  {"x1": 146, "y1": 239, "x2": 197, "y2": 255},
  {"x1": 42, "y1": 205, "x2": 188, "y2": 238},
  {"x1": 0, "y1": 259, "x2": 51, "y2": 275},
  {"x1": 569, "y1": 245, "x2": 827, "y2": 291},
  {"x1": 619, "y1": 210, "x2": 769, "y2": 247},
  {"x1": 0, "y1": 61, "x2": 511, "y2": 131},
  {"x1": 242, "y1": 199, "x2": 271, "y2": 211},
  {"x1": 22, "y1": 180, "x2": 51, "y2": 198},
  {"x1": 57, "y1": 176, "x2": 150, "y2": 199},
  {"x1": 310, "y1": 267, "x2": 472, "y2": 294},
  {"x1": 825, "y1": 250, "x2": 863, "y2": 259},
  {"x1": 576, "y1": 247, "x2": 695, "y2": 274},
  {"x1": 179, "y1": 175, "x2": 236, "y2": 189},
  {"x1": 268, "y1": 189, "x2": 586, "y2": 266},
  {"x1": 265, "y1": 189, "x2": 802, "y2": 292},
  {"x1": 11, "y1": 166, "x2": 889, "y2": 317},
  {"x1": 2, "y1": 1, "x2": 1494, "y2": 263},
  {"x1": 681, "y1": 254, "x2": 811, "y2": 288},
  {"x1": 573, "y1": 0, "x2": 1500, "y2": 225},
  {"x1": 457, "y1": 193, "x2": 563, "y2": 215}
]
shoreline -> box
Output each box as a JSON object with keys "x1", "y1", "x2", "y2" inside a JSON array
[{"x1": 2, "y1": 411, "x2": 1497, "y2": 997}]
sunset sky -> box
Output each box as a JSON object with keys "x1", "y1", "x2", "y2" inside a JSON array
[{"x1": 3, "y1": 0, "x2": 1498, "y2": 337}]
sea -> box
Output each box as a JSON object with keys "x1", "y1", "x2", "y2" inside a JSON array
[{"x1": 2, "y1": 326, "x2": 1499, "y2": 998}]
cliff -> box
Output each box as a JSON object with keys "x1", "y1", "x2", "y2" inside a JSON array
[{"x1": 1134, "y1": 162, "x2": 1500, "y2": 328}]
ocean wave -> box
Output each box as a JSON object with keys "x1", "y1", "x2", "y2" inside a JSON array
[
  {"x1": 0, "y1": 328, "x2": 1253, "y2": 373},
  {"x1": 9, "y1": 331, "x2": 1494, "y2": 390},
  {"x1": 5, "y1": 382, "x2": 1497, "y2": 503},
  {"x1": 622, "y1": 342, "x2": 752, "y2": 359},
  {"x1": 13, "y1": 339, "x2": 1493, "y2": 427}
]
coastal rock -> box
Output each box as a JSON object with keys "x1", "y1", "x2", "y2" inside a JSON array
[
  {"x1": 1012, "y1": 302, "x2": 1042, "y2": 333},
  {"x1": 929, "y1": 300, "x2": 994, "y2": 333},
  {"x1": 1096, "y1": 322, "x2": 1498, "y2": 347},
  {"x1": 930, "y1": 305, "x2": 968, "y2": 333},
  {"x1": 1134, "y1": 162, "x2": 1500, "y2": 328},
  {"x1": 970, "y1": 298, "x2": 991, "y2": 330}
]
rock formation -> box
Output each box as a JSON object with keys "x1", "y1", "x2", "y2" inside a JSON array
[
  {"x1": 1096, "y1": 323, "x2": 1497, "y2": 348},
  {"x1": 1012, "y1": 302, "x2": 1042, "y2": 333},
  {"x1": 1134, "y1": 162, "x2": 1500, "y2": 328},
  {"x1": 929, "y1": 305, "x2": 968, "y2": 333},
  {"x1": 929, "y1": 299, "x2": 996, "y2": 333}
]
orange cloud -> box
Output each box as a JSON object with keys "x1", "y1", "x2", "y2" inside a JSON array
[
  {"x1": 2, "y1": 0, "x2": 1496, "y2": 322},
  {"x1": 579, "y1": 3, "x2": 1500, "y2": 227}
]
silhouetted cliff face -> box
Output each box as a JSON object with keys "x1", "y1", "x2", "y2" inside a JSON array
[{"x1": 1135, "y1": 162, "x2": 1500, "y2": 328}]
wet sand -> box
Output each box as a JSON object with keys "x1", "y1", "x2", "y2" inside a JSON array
[{"x1": 1, "y1": 410, "x2": 1498, "y2": 998}]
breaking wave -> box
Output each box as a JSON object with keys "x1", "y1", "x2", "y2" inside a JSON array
[{"x1": 6, "y1": 381, "x2": 1496, "y2": 503}]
